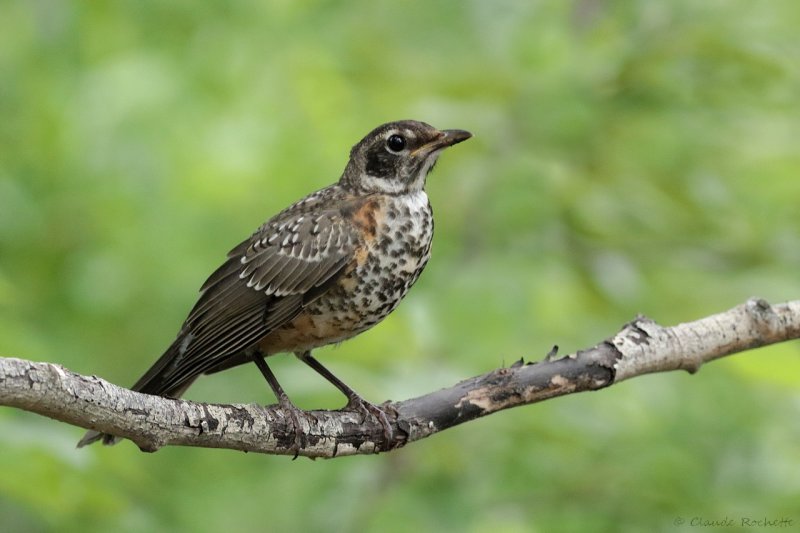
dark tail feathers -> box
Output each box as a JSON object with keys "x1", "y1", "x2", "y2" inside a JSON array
[{"x1": 76, "y1": 338, "x2": 196, "y2": 448}]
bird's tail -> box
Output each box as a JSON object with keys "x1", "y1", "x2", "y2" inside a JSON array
[{"x1": 76, "y1": 337, "x2": 196, "y2": 448}]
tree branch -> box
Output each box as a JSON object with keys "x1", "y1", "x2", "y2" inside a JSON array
[{"x1": 1, "y1": 297, "x2": 798, "y2": 458}]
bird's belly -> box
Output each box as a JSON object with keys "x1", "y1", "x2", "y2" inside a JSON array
[
  {"x1": 258, "y1": 312, "x2": 358, "y2": 354},
  {"x1": 259, "y1": 265, "x2": 426, "y2": 354}
]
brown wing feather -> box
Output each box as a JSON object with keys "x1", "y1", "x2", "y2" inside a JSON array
[{"x1": 130, "y1": 208, "x2": 360, "y2": 397}]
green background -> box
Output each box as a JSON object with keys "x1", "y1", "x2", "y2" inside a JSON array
[{"x1": 1, "y1": 1, "x2": 799, "y2": 532}]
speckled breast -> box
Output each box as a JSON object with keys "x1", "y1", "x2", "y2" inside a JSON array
[{"x1": 264, "y1": 191, "x2": 433, "y2": 353}]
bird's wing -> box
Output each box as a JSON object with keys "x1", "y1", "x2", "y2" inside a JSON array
[{"x1": 131, "y1": 209, "x2": 360, "y2": 396}]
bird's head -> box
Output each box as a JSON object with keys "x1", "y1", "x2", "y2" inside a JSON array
[{"x1": 341, "y1": 120, "x2": 471, "y2": 195}]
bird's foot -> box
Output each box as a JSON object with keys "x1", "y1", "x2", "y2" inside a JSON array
[
  {"x1": 345, "y1": 395, "x2": 395, "y2": 449},
  {"x1": 276, "y1": 397, "x2": 307, "y2": 459}
]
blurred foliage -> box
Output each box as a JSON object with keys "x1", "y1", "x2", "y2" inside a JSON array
[{"x1": 1, "y1": 1, "x2": 799, "y2": 532}]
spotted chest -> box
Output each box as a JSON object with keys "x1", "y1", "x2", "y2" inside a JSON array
[{"x1": 264, "y1": 191, "x2": 433, "y2": 352}]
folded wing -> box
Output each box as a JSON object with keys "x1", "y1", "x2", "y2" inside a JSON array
[{"x1": 131, "y1": 210, "x2": 359, "y2": 397}]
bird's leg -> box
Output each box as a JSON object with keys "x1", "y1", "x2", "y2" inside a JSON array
[
  {"x1": 295, "y1": 351, "x2": 395, "y2": 447},
  {"x1": 251, "y1": 354, "x2": 305, "y2": 458}
]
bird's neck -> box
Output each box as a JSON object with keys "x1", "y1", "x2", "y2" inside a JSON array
[{"x1": 339, "y1": 172, "x2": 426, "y2": 197}]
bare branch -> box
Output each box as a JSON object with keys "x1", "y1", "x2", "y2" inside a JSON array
[{"x1": 1, "y1": 297, "x2": 798, "y2": 458}]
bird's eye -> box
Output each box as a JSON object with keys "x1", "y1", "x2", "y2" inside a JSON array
[{"x1": 386, "y1": 134, "x2": 406, "y2": 152}]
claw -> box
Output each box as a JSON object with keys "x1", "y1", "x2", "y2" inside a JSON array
[
  {"x1": 277, "y1": 397, "x2": 306, "y2": 459},
  {"x1": 292, "y1": 351, "x2": 396, "y2": 449},
  {"x1": 346, "y1": 396, "x2": 395, "y2": 448}
]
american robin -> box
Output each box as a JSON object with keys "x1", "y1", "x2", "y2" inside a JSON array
[{"x1": 78, "y1": 120, "x2": 471, "y2": 448}]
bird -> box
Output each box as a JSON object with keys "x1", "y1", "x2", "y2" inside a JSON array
[{"x1": 77, "y1": 120, "x2": 472, "y2": 449}]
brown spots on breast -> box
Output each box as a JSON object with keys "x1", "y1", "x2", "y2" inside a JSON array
[
  {"x1": 342, "y1": 196, "x2": 385, "y2": 241},
  {"x1": 336, "y1": 244, "x2": 369, "y2": 288},
  {"x1": 353, "y1": 245, "x2": 369, "y2": 266},
  {"x1": 337, "y1": 272, "x2": 359, "y2": 292}
]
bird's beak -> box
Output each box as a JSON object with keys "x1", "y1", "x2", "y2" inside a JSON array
[{"x1": 413, "y1": 129, "x2": 472, "y2": 156}]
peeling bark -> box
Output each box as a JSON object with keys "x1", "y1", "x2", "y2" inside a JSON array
[{"x1": 1, "y1": 297, "x2": 798, "y2": 458}]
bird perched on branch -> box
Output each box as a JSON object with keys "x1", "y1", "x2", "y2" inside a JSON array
[{"x1": 78, "y1": 120, "x2": 471, "y2": 450}]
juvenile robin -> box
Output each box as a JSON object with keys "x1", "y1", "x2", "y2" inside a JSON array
[{"x1": 78, "y1": 120, "x2": 471, "y2": 448}]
